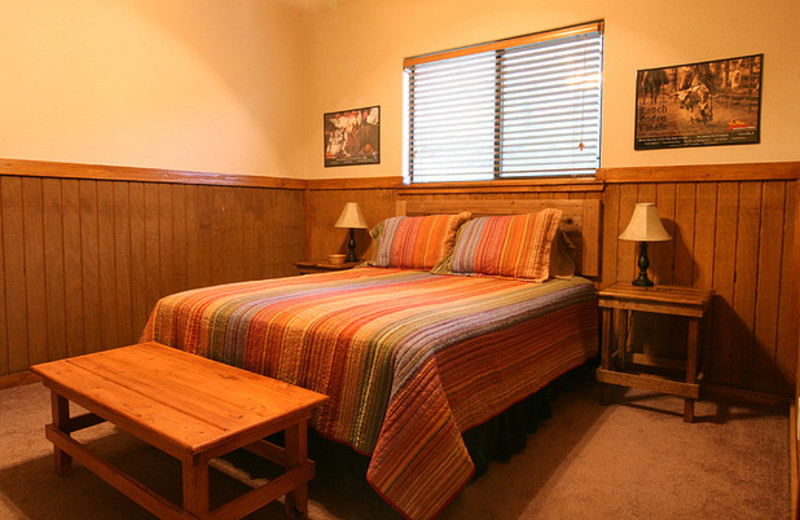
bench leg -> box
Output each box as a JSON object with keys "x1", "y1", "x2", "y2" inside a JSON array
[
  {"x1": 50, "y1": 392, "x2": 73, "y2": 477},
  {"x1": 284, "y1": 421, "x2": 309, "y2": 519},
  {"x1": 183, "y1": 457, "x2": 210, "y2": 516}
]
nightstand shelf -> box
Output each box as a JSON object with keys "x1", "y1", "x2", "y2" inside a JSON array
[
  {"x1": 596, "y1": 282, "x2": 714, "y2": 423},
  {"x1": 294, "y1": 260, "x2": 361, "y2": 275}
]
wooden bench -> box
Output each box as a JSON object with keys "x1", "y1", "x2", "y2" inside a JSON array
[{"x1": 31, "y1": 342, "x2": 328, "y2": 519}]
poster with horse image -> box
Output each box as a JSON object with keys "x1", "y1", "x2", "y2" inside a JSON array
[
  {"x1": 634, "y1": 54, "x2": 762, "y2": 150},
  {"x1": 324, "y1": 106, "x2": 380, "y2": 166}
]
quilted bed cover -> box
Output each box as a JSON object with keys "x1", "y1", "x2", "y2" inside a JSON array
[{"x1": 141, "y1": 267, "x2": 598, "y2": 519}]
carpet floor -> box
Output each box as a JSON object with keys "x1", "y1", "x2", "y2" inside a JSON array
[{"x1": 0, "y1": 378, "x2": 789, "y2": 519}]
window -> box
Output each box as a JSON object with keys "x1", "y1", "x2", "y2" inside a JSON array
[{"x1": 403, "y1": 22, "x2": 603, "y2": 183}]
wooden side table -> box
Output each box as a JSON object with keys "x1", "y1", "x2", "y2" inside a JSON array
[
  {"x1": 294, "y1": 260, "x2": 361, "y2": 275},
  {"x1": 596, "y1": 283, "x2": 714, "y2": 423}
]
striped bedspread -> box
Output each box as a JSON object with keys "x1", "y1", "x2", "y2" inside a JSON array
[{"x1": 142, "y1": 267, "x2": 598, "y2": 519}]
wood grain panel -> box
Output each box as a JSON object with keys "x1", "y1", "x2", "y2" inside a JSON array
[
  {"x1": 778, "y1": 184, "x2": 797, "y2": 396},
  {"x1": 143, "y1": 183, "x2": 161, "y2": 320},
  {"x1": 0, "y1": 188, "x2": 6, "y2": 376},
  {"x1": 21, "y1": 178, "x2": 48, "y2": 365},
  {"x1": 61, "y1": 180, "x2": 85, "y2": 359},
  {"x1": 754, "y1": 182, "x2": 786, "y2": 393},
  {"x1": 672, "y1": 184, "x2": 696, "y2": 287},
  {"x1": 600, "y1": 184, "x2": 619, "y2": 287},
  {"x1": 711, "y1": 182, "x2": 739, "y2": 387},
  {"x1": 113, "y1": 182, "x2": 134, "y2": 346},
  {"x1": 2, "y1": 177, "x2": 29, "y2": 373},
  {"x1": 129, "y1": 182, "x2": 148, "y2": 333},
  {"x1": 172, "y1": 184, "x2": 187, "y2": 291},
  {"x1": 692, "y1": 183, "x2": 717, "y2": 289},
  {"x1": 617, "y1": 184, "x2": 638, "y2": 283},
  {"x1": 157, "y1": 183, "x2": 174, "y2": 300},
  {"x1": 184, "y1": 184, "x2": 201, "y2": 290},
  {"x1": 653, "y1": 183, "x2": 676, "y2": 285},
  {"x1": 79, "y1": 180, "x2": 101, "y2": 355},
  {"x1": 97, "y1": 181, "x2": 118, "y2": 349},
  {"x1": 733, "y1": 182, "x2": 762, "y2": 389},
  {"x1": 42, "y1": 179, "x2": 67, "y2": 362}
]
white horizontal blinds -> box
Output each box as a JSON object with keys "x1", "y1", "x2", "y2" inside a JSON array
[
  {"x1": 404, "y1": 22, "x2": 603, "y2": 183},
  {"x1": 406, "y1": 53, "x2": 496, "y2": 182},
  {"x1": 498, "y1": 31, "x2": 602, "y2": 177}
]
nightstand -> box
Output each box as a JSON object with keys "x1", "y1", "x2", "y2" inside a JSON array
[
  {"x1": 294, "y1": 260, "x2": 361, "y2": 275},
  {"x1": 596, "y1": 283, "x2": 714, "y2": 423}
]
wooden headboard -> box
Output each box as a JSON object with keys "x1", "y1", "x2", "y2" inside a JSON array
[{"x1": 396, "y1": 199, "x2": 602, "y2": 277}]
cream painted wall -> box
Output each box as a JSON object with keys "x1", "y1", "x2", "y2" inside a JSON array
[
  {"x1": 0, "y1": 0, "x2": 307, "y2": 177},
  {"x1": 304, "y1": 0, "x2": 800, "y2": 179}
]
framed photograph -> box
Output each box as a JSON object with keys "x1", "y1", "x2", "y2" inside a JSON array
[
  {"x1": 634, "y1": 54, "x2": 762, "y2": 150},
  {"x1": 324, "y1": 106, "x2": 380, "y2": 167}
]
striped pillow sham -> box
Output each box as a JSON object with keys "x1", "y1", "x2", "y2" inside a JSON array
[
  {"x1": 444, "y1": 209, "x2": 564, "y2": 282},
  {"x1": 369, "y1": 212, "x2": 471, "y2": 269}
]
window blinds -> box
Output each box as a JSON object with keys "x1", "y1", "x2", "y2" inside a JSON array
[{"x1": 404, "y1": 22, "x2": 603, "y2": 183}]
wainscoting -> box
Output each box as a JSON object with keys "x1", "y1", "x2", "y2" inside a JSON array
[
  {"x1": 306, "y1": 162, "x2": 800, "y2": 399},
  {"x1": 2, "y1": 158, "x2": 798, "y2": 402},
  {"x1": 0, "y1": 160, "x2": 305, "y2": 378}
]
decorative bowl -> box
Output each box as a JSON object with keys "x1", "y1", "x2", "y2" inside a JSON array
[{"x1": 328, "y1": 254, "x2": 346, "y2": 265}]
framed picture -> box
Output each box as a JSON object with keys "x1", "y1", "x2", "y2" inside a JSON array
[
  {"x1": 324, "y1": 106, "x2": 380, "y2": 167},
  {"x1": 634, "y1": 54, "x2": 762, "y2": 150}
]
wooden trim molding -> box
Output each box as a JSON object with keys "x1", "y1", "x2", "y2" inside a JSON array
[
  {"x1": 703, "y1": 382, "x2": 792, "y2": 407},
  {"x1": 0, "y1": 158, "x2": 308, "y2": 190},
  {"x1": 0, "y1": 370, "x2": 41, "y2": 390},
  {"x1": 398, "y1": 177, "x2": 603, "y2": 195},
  {"x1": 306, "y1": 177, "x2": 403, "y2": 190},
  {"x1": 598, "y1": 162, "x2": 800, "y2": 183}
]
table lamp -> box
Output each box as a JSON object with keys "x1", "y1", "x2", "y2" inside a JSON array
[
  {"x1": 334, "y1": 202, "x2": 369, "y2": 262},
  {"x1": 618, "y1": 202, "x2": 672, "y2": 287}
]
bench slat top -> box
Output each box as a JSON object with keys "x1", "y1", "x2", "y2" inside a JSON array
[{"x1": 32, "y1": 342, "x2": 328, "y2": 457}]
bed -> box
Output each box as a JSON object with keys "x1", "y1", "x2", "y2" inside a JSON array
[{"x1": 141, "y1": 199, "x2": 601, "y2": 519}]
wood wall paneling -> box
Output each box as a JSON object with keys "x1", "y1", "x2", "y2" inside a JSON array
[
  {"x1": 21, "y1": 178, "x2": 48, "y2": 366},
  {"x1": 305, "y1": 187, "x2": 397, "y2": 263},
  {"x1": 382, "y1": 166, "x2": 797, "y2": 398},
  {"x1": 778, "y1": 185, "x2": 797, "y2": 396},
  {"x1": 0, "y1": 183, "x2": 6, "y2": 377},
  {"x1": 0, "y1": 163, "x2": 307, "y2": 378},
  {"x1": 42, "y1": 179, "x2": 67, "y2": 362},
  {"x1": 79, "y1": 180, "x2": 101, "y2": 355},
  {"x1": 1, "y1": 160, "x2": 798, "y2": 403},
  {"x1": 3, "y1": 177, "x2": 29, "y2": 373},
  {"x1": 129, "y1": 182, "x2": 149, "y2": 333},
  {"x1": 113, "y1": 182, "x2": 133, "y2": 348},
  {"x1": 62, "y1": 180, "x2": 85, "y2": 359},
  {"x1": 98, "y1": 181, "x2": 118, "y2": 350}
]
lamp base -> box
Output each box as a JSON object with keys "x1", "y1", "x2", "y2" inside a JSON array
[
  {"x1": 631, "y1": 242, "x2": 654, "y2": 287},
  {"x1": 346, "y1": 228, "x2": 358, "y2": 263}
]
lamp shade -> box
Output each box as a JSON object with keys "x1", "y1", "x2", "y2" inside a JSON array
[
  {"x1": 334, "y1": 202, "x2": 369, "y2": 229},
  {"x1": 619, "y1": 203, "x2": 672, "y2": 242}
]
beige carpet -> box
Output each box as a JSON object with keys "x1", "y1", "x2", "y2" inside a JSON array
[{"x1": 0, "y1": 379, "x2": 789, "y2": 519}]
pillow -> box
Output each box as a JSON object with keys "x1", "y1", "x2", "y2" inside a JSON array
[
  {"x1": 369, "y1": 212, "x2": 471, "y2": 269},
  {"x1": 549, "y1": 230, "x2": 577, "y2": 279},
  {"x1": 446, "y1": 209, "x2": 563, "y2": 282}
]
